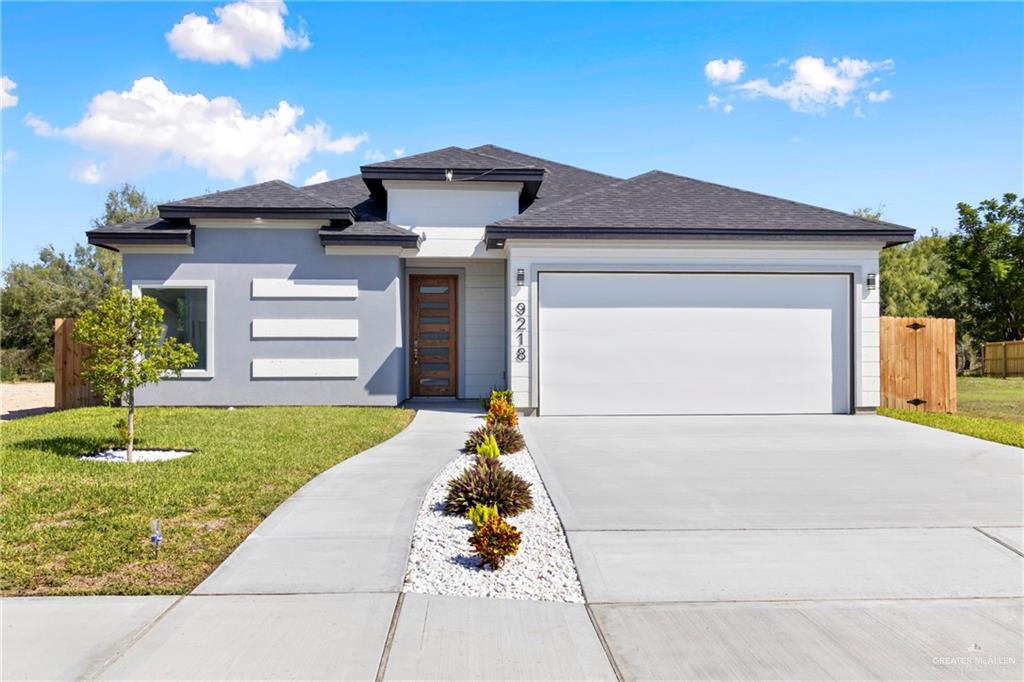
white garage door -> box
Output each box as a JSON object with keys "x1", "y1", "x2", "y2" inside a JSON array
[{"x1": 538, "y1": 272, "x2": 851, "y2": 415}]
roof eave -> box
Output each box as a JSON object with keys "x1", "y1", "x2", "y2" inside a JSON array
[
  {"x1": 318, "y1": 228, "x2": 421, "y2": 249},
  {"x1": 484, "y1": 226, "x2": 916, "y2": 249},
  {"x1": 86, "y1": 228, "x2": 194, "y2": 252},
  {"x1": 158, "y1": 206, "x2": 355, "y2": 224},
  {"x1": 360, "y1": 167, "x2": 546, "y2": 207}
]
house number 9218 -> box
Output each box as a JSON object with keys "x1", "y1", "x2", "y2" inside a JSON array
[{"x1": 514, "y1": 302, "x2": 526, "y2": 361}]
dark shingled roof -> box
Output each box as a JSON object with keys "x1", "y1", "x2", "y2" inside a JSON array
[
  {"x1": 86, "y1": 217, "x2": 193, "y2": 250},
  {"x1": 87, "y1": 145, "x2": 915, "y2": 248},
  {"x1": 301, "y1": 174, "x2": 387, "y2": 220},
  {"x1": 470, "y1": 144, "x2": 621, "y2": 210},
  {"x1": 361, "y1": 146, "x2": 539, "y2": 170},
  {"x1": 161, "y1": 180, "x2": 346, "y2": 210},
  {"x1": 488, "y1": 170, "x2": 915, "y2": 244}
]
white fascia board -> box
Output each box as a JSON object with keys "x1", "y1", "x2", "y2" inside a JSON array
[
  {"x1": 251, "y1": 279, "x2": 358, "y2": 299},
  {"x1": 507, "y1": 239, "x2": 887, "y2": 256},
  {"x1": 324, "y1": 245, "x2": 414, "y2": 257},
  {"x1": 194, "y1": 219, "x2": 329, "y2": 229},
  {"x1": 252, "y1": 319, "x2": 358, "y2": 339},
  {"x1": 115, "y1": 245, "x2": 195, "y2": 254},
  {"x1": 382, "y1": 179, "x2": 523, "y2": 193},
  {"x1": 251, "y1": 358, "x2": 358, "y2": 379}
]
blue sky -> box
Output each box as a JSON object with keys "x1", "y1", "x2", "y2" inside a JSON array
[{"x1": 2, "y1": 1, "x2": 1021, "y2": 267}]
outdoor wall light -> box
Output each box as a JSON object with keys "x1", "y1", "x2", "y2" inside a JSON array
[
  {"x1": 867, "y1": 273, "x2": 877, "y2": 290},
  {"x1": 516, "y1": 268, "x2": 525, "y2": 286}
]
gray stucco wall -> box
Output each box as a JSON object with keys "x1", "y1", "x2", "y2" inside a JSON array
[{"x1": 123, "y1": 228, "x2": 403, "y2": 406}]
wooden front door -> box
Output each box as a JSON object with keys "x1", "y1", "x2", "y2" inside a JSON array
[{"x1": 409, "y1": 275, "x2": 458, "y2": 396}]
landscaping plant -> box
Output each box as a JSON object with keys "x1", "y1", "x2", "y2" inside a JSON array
[
  {"x1": 73, "y1": 289, "x2": 198, "y2": 462},
  {"x1": 444, "y1": 458, "x2": 533, "y2": 517},
  {"x1": 475, "y1": 432, "x2": 501, "y2": 460},
  {"x1": 466, "y1": 503, "x2": 499, "y2": 530},
  {"x1": 463, "y1": 424, "x2": 525, "y2": 455},
  {"x1": 486, "y1": 397, "x2": 519, "y2": 428},
  {"x1": 469, "y1": 516, "x2": 522, "y2": 569},
  {"x1": 479, "y1": 388, "x2": 514, "y2": 410}
]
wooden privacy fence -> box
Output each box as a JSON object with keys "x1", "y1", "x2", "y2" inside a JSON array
[
  {"x1": 53, "y1": 318, "x2": 101, "y2": 410},
  {"x1": 983, "y1": 340, "x2": 1024, "y2": 377},
  {"x1": 880, "y1": 317, "x2": 957, "y2": 413}
]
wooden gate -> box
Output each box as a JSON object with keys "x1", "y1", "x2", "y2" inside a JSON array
[
  {"x1": 880, "y1": 317, "x2": 957, "y2": 413},
  {"x1": 53, "y1": 318, "x2": 101, "y2": 410}
]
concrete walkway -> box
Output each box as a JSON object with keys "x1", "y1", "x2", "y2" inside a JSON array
[{"x1": 3, "y1": 404, "x2": 617, "y2": 681}]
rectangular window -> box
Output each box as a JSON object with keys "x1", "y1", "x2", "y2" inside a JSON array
[{"x1": 139, "y1": 287, "x2": 209, "y2": 371}]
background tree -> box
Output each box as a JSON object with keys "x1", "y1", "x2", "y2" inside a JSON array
[
  {"x1": 1, "y1": 184, "x2": 157, "y2": 379},
  {"x1": 73, "y1": 290, "x2": 197, "y2": 461},
  {"x1": 879, "y1": 232, "x2": 958, "y2": 318},
  {"x1": 945, "y1": 193, "x2": 1023, "y2": 343}
]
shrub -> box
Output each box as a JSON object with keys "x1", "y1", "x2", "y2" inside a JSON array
[
  {"x1": 486, "y1": 398, "x2": 518, "y2": 428},
  {"x1": 463, "y1": 424, "x2": 525, "y2": 455},
  {"x1": 479, "y1": 388, "x2": 514, "y2": 411},
  {"x1": 475, "y1": 433, "x2": 500, "y2": 460},
  {"x1": 469, "y1": 517, "x2": 521, "y2": 569},
  {"x1": 444, "y1": 459, "x2": 533, "y2": 517},
  {"x1": 467, "y1": 503, "x2": 499, "y2": 529}
]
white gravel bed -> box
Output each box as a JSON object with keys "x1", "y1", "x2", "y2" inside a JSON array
[
  {"x1": 80, "y1": 449, "x2": 193, "y2": 463},
  {"x1": 403, "y1": 447, "x2": 585, "y2": 603}
]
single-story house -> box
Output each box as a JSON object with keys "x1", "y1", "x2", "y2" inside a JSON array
[{"x1": 87, "y1": 144, "x2": 915, "y2": 415}]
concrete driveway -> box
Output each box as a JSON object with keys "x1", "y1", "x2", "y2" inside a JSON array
[{"x1": 522, "y1": 414, "x2": 1024, "y2": 680}]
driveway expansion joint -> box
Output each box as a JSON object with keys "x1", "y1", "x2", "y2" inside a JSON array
[
  {"x1": 85, "y1": 594, "x2": 187, "y2": 681},
  {"x1": 375, "y1": 592, "x2": 404, "y2": 682},
  {"x1": 974, "y1": 526, "x2": 1024, "y2": 559}
]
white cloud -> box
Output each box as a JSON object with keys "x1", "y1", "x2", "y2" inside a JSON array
[
  {"x1": 364, "y1": 148, "x2": 405, "y2": 162},
  {"x1": 167, "y1": 0, "x2": 310, "y2": 67},
  {"x1": 867, "y1": 89, "x2": 892, "y2": 103},
  {"x1": 704, "y1": 58, "x2": 745, "y2": 85},
  {"x1": 25, "y1": 77, "x2": 367, "y2": 183},
  {"x1": 303, "y1": 169, "x2": 328, "y2": 185},
  {"x1": 1, "y1": 76, "x2": 19, "y2": 109},
  {"x1": 2, "y1": 149, "x2": 16, "y2": 172},
  {"x1": 703, "y1": 94, "x2": 733, "y2": 113},
  {"x1": 73, "y1": 161, "x2": 102, "y2": 184},
  {"x1": 738, "y1": 56, "x2": 894, "y2": 113},
  {"x1": 24, "y1": 113, "x2": 56, "y2": 136}
]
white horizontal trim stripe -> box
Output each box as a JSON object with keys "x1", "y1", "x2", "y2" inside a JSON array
[
  {"x1": 251, "y1": 359, "x2": 358, "y2": 379},
  {"x1": 252, "y1": 319, "x2": 358, "y2": 339},
  {"x1": 251, "y1": 279, "x2": 358, "y2": 299}
]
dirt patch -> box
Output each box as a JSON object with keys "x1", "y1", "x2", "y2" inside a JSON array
[{"x1": 1, "y1": 383, "x2": 55, "y2": 420}]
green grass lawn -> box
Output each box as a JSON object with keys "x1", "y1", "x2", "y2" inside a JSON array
[
  {"x1": 879, "y1": 376, "x2": 1023, "y2": 448},
  {"x1": 957, "y1": 376, "x2": 1024, "y2": 423},
  {"x1": 1, "y1": 406, "x2": 413, "y2": 596}
]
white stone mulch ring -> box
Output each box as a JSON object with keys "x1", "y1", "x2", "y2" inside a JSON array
[
  {"x1": 80, "y1": 449, "x2": 193, "y2": 463},
  {"x1": 403, "y1": 446, "x2": 585, "y2": 603}
]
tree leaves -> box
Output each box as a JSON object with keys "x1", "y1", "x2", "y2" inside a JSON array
[
  {"x1": 72, "y1": 290, "x2": 198, "y2": 406},
  {"x1": 946, "y1": 193, "x2": 1023, "y2": 342}
]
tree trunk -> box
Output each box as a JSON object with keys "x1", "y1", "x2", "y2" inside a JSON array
[{"x1": 126, "y1": 390, "x2": 135, "y2": 463}]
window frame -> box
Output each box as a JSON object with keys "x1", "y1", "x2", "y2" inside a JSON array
[{"x1": 131, "y1": 279, "x2": 215, "y2": 379}]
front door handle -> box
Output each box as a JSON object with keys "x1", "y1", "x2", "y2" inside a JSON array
[{"x1": 413, "y1": 340, "x2": 419, "y2": 365}]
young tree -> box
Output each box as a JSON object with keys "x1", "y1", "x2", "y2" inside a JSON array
[
  {"x1": 74, "y1": 290, "x2": 197, "y2": 461},
  {"x1": 945, "y1": 194, "x2": 1024, "y2": 342}
]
